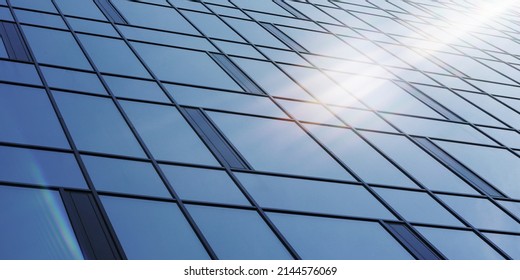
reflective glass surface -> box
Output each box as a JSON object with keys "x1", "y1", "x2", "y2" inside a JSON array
[
  {"x1": 187, "y1": 205, "x2": 292, "y2": 260},
  {"x1": 54, "y1": 91, "x2": 145, "y2": 157},
  {"x1": 269, "y1": 213, "x2": 413, "y2": 260},
  {"x1": 0, "y1": 185, "x2": 83, "y2": 259},
  {"x1": 101, "y1": 196, "x2": 209, "y2": 260},
  {"x1": 208, "y1": 111, "x2": 354, "y2": 181}
]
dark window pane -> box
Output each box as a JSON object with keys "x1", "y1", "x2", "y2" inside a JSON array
[
  {"x1": 187, "y1": 205, "x2": 292, "y2": 260},
  {"x1": 101, "y1": 196, "x2": 209, "y2": 260},
  {"x1": 0, "y1": 185, "x2": 83, "y2": 259}
]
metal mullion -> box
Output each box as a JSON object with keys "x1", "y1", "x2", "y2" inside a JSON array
[
  {"x1": 5, "y1": 0, "x2": 126, "y2": 260},
  {"x1": 48, "y1": 0, "x2": 222, "y2": 260}
]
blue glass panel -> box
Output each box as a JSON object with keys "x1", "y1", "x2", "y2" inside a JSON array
[
  {"x1": 121, "y1": 100, "x2": 219, "y2": 165},
  {"x1": 22, "y1": 26, "x2": 92, "y2": 70},
  {"x1": 111, "y1": 0, "x2": 199, "y2": 34},
  {"x1": 133, "y1": 42, "x2": 242, "y2": 91},
  {"x1": 103, "y1": 75, "x2": 169, "y2": 103},
  {"x1": 53, "y1": 91, "x2": 145, "y2": 157},
  {"x1": 0, "y1": 60, "x2": 42, "y2": 85},
  {"x1": 416, "y1": 227, "x2": 503, "y2": 260},
  {"x1": 161, "y1": 164, "x2": 249, "y2": 205},
  {"x1": 305, "y1": 124, "x2": 418, "y2": 188},
  {"x1": 83, "y1": 155, "x2": 171, "y2": 198},
  {"x1": 435, "y1": 141, "x2": 520, "y2": 199},
  {"x1": 224, "y1": 18, "x2": 287, "y2": 48},
  {"x1": 182, "y1": 11, "x2": 243, "y2": 41},
  {"x1": 78, "y1": 34, "x2": 150, "y2": 78},
  {"x1": 484, "y1": 233, "x2": 520, "y2": 260},
  {"x1": 0, "y1": 84, "x2": 69, "y2": 148},
  {"x1": 231, "y1": 57, "x2": 314, "y2": 101},
  {"x1": 10, "y1": 0, "x2": 56, "y2": 12},
  {"x1": 269, "y1": 213, "x2": 413, "y2": 260},
  {"x1": 187, "y1": 205, "x2": 292, "y2": 260},
  {"x1": 236, "y1": 173, "x2": 395, "y2": 219},
  {"x1": 68, "y1": 18, "x2": 119, "y2": 37},
  {"x1": 15, "y1": 9, "x2": 66, "y2": 29},
  {"x1": 208, "y1": 111, "x2": 354, "y2": 181},
  {"x1": 362, "y1": 131, "x2": 479, "y2": 194},
  {"x1": 374, "y1": 188, "x2": 463, "y2": 226},
  {"x1": 54, "y1": 0, "x2": 106, "y2": 20},
  {"x1": 41, "y1": 66, "x2": 107, "y2": 95},
  {"x1": 101, "y1": 196, "x2": 209, "y2": 260},
  {"x1": 438, "y1": 195, "x2": 520, "y2": 232},
  {"x1": 165, "y1": 84, "x2": 287, "y2": 118},
  {"x1": 0, "y1": 185, "x2": 83, "y2": 259},
  {"x1": 0, "y1": 145, "x2": 87, "y2": 189}
]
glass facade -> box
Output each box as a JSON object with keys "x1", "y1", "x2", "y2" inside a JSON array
[{"x1": 1, "y1": 0, "x2": 520, "y2": 260}]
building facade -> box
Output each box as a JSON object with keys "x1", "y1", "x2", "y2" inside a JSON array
[{"x1": 1, "y1": 0, "x2": 520, "y2": 260}]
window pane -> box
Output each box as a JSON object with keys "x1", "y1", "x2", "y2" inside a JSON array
[
  {"x1": 182, "y1": 11, "x2": 243, "y2": 41},
  {"x1": 231, "y1": 57, "x2": 314, "y2": 100},
  {"x1": 41, "y1": 66, "x2": 107, "y2": 95},
  {"x1": 236, "y1": 173, "x2": 395, "y2": 219},
  {"x1": 22, "y1": 26, "x2": 91, "y2": 70},
  {"x1": 54, "y1": 91, "x2": 145, "y2": 157},
  {"x1": 160, "y1": 164, "x2": 249, "y2": 205},
  {"x1": 83, "y1": 155, "x2": 171, "y2": 198},
  {"x1": 208, "y1": 112, "x2": 354, "y2": 181},
  {"x1": 280, "y1": 64, "x2": 362, "y2": 107},
  {"x1": 383, "y1": 114, "x2": 494, "y2": 145},
  {"x1": 79, "y1": 34, "x2": 150, "y2": 78},
  {"x1": 103, "y1": 75, "x2": 169, "y2": 103},
  {"x1": 187, "y1": 205, "x2": 292, "y2": 260},
  {"x1": 269, "y1": 212, "x2": 413, "y2": 260},
  {"x1": 0, "y1": 185, "x2": 83, "y2": 260},
  {"x1": 54, "y1": 0, "x2": 106, "y2": 20},
  {"x1": 484, "y1": 233, "x2": 520, "y2": 260},
  {"x1": 305, "y1": 124, "x2": 417, "y2": 188},
  {"x1": 0, "y1": 145, "x2": 87, "y2": 189},
  {"x1": 278, "y1": 100, "x2": 343, "y2": 125},
  {"x1": 374, "y1": 188, "x2": 463, "y2": 227},
  {"x1": 416, "y1": 226, "x2": 503, "y2": 260},
  {"x1": 434, "y1": 141, "x2": 520, "y2": 199},
  {"x1": 121, "y1": 101, "x2": 219, "y2": 165},
  {"x1": 133, "y1": 42, "x2": 242, "y2": 91},
  {"x1": 438, "y1": 194, "x2": 520, "y2": 232},
  {"x1": 101, "y1": 196, "x2": 209, "y2": 260},
  {"x1": 165, "y1": 84, "x2": 287, "y2": 118},
  {"x1": 362, "y1": 131, "x2": 478, "y2": 194},
  {"x1": 0, "y1": 84, "x2": 69, "y2": 148},
  {"x1": 111, "y1": 0, "x2": 199, "y2": 34},
  {"x1": 330, "y1": 106, "x2": 397, "y2": 132},
  {"x1": 0, "y1": 60, "x2": 42, "y2": 85},
  {"x1": 224, "y1": 18, "x2": 286, "y2": 48}
]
